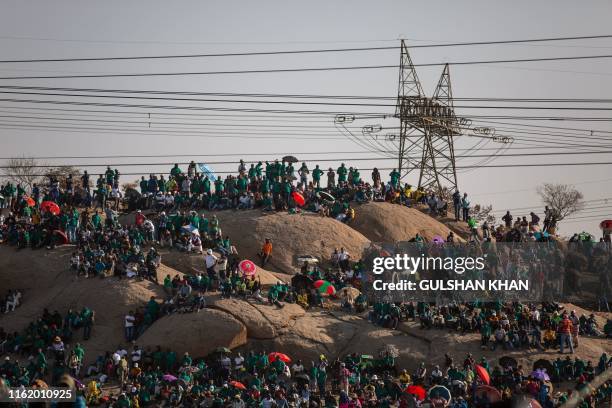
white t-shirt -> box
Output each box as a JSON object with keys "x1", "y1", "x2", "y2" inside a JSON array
[
  {"x1": 205, "y1": 254, "x2": 218, "y2": 269},
  {"x1": 125, "y1": 314, "x2": 135, "y2": 328}
]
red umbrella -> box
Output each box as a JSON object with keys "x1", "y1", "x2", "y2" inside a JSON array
[
  {"x1": 24, "y1": 196, "x2": 35, "y2": 207},
  {"x1": 313, "y1": 280, "x2": 336, "y2": 295},
  {"x1": 291, "y1": 191, "x2": 305, "y2": 207},
  {"x1": 53, "y1": 230, "x2": 68, "y2": 245},
  {"x1": 405, "y1": 385, "x2": 426, "y2": 401},
  {"x1": 474, "y1": 385, "x2": 502, "y2": 403},
  {"x1": 41, "y1": 201, "x2": 60, "y2": 215},
  {"x1": 268, "y1": 352, "x2": 291, "y2": 363},
  {"x1": 238, "y1": 259, "x2": 257, "y2": 276},
  {"x1": 230, "y1": 380, "x2": 246, "y2": 390},
  {"x1": 475, "y1": 364, "x2": 491, "y2": 385}
]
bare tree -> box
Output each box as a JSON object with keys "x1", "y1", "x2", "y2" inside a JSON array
[
  {"x1": 1, "y1": 157, "x2": 43, "y2": 190},
  {"x1": 537, "y1": 183, "x2": 584, "y2": 224},
  {"x1": 471, "y1": 204, "x2": 496, "y2": 224},
  {"x1": 44, "y1": 166, "x2": 81, "y2": 189}
]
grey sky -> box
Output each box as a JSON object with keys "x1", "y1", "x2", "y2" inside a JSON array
[{"x1": 1, "y1": 0, "x2": 611, "y2": 236}]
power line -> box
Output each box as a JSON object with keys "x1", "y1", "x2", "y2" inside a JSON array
[
  {"x1": 2, "y1": 34, "x2": 612, "y2": 63},
  {"x1": 2, "y1": 54, "x2": 612, "y2": 80},
  {"x1": 4, "y1": 85, "x2": 612, "y2": 105},
  {"x1": 5, "y1": 96, "x2": 612, "y2": 121},
  {"x1": 4, "y1": 90, "x2": 612, "y2": 111}
]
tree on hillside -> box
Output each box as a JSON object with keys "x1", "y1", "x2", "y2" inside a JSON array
[
  {"x1": 537, "y1": 183, "x2": 584, "y2": 226},
  {"x1": 1, "y1": 157, "x2": 43, "y2": 190}
]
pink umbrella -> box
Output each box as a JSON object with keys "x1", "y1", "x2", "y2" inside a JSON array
[
  {"x1": 163, "y1": 374, "x2": 178, "y2": 382},
  {"x1": 239, "y1": 259, "x2": 257, "y2": 276}
]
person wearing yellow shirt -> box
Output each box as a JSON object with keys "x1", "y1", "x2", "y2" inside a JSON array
[{"x1": 399, "y1": 369, "x2": 411, "y2": 385}]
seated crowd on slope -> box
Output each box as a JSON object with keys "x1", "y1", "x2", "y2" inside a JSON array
[{"x1": 1, "y1": 333, "x2": 611, "y2": 407}]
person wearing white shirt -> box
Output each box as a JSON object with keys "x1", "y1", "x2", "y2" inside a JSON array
[{"x1": 124, "y1": 312, "x2": 136, "y2": 341}]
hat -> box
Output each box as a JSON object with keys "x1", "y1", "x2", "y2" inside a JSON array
[
  {"x1": 54, "y1": 336, "x2": 61, "y2": 342},
  {"x1": 207, "y1": 249, "x2": 213, "y2": 255}
]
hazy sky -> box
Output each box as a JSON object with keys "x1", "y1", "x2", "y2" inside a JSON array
[{"x1": 1, "y1": 0, "x2": 611, "y2": 236}]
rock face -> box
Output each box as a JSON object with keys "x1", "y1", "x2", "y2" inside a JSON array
[
  {"x1": 137, "y1": 309, "x2": 247, "y2": 357},
  {"x1": 350, "y1": 202, "x2": 460, "y2": 243},
  {"x1": 0, "y1": 246, "x2": 166, "y2": 364},
  {"x1": 212, "y1": 210, "x2": 370, "y2": 274},
  {"x1": 210, "y1": 297, "x2": 277, "y2": 340}
]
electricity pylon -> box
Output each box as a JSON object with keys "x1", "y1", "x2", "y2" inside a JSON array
[{"x1": 395, "y1": 40, "x2": 460, "y2": 192}]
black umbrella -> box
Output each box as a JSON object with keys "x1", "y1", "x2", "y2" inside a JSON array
[
  {"x1": 499, "y1": 356, "x2": 518, "y2": 368},
  {"x1": 295, "y1": 373, "x2": 310, "y2": 382},
  {"x1": 282, "y1": 155, "x2": 299, "y2": 164},
  {"x1": 533, "y1": 359, "x2": 553, "y2": 373}
]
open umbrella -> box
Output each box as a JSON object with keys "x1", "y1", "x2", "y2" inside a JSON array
[
  {"x1": 291, "y1": 191, "x2": 305, "y2": 207},
  {"x1": 239, "y1": 259, "x2": 257, "y2": 276},
  {"x1": 530, "y1": 369, "x2": 550, "y2": 382},
  {"x1": 181, "y1": 224, "x2": 197, "y2": 233},
  {"x1": 53, "y1": 230, "x2": 68, "y2": 245},
  {"x1": 282, "y1": 155, "x2": 299, "y2": 164},
  {"x1": 475, "y1": 364, "x2": 490, "y2": 385},
  {"x1": 230, "y1": 380, "x2": 246, "y2": 390},
  {"x1": 24, "y1": 196, "x2": 35, "y2": 207},
  {"x1": 428, "y1": 385, "x2": 451, "y2": 401},
  {"x1": 197, "y1": 163, "x2": 217, "y2": 181},
  {"x1": 474, "y1": 385, "x2": 502, "y2": 404},
  {"x1": 41, "y1": 201, "x2": 60, "y2": 215},
  {"x1": 269, "y1": 352, "x2": 291, "y2": 363},
  {"x1": 316, "y1": 191, "x2": 335, "y2": 203},
  {"x1": 499, "y1": 356, "x2": 518, "y2": 368},
  {"x1": 314, "y1": 280, "x2": 336, "y2": 295},
  {"x1": 432, "y1": 235, "x2": 445, "y2": 244},
  {"x1": 163, "y1": 374, "x2": 178, "y2": 382},
  {"x1": 295, "y1": 373, "x2": 310, "y2": 382},
  {"x1": 339, "y1": 286, "x2": 360, "y2": 299},
  {"x1": 533, "y1": 359, "x2": 553, "y2": 373},
  {"x1": 405, "y1": 385, "x2": 426, "y2": 401},
  {"x1": 214, "y1": 347, "x2": 231, "y2": 354}
]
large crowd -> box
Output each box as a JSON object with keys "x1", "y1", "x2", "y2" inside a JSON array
[{"x1": 1, "y1": 158, "x2": 611, "y2": 407}]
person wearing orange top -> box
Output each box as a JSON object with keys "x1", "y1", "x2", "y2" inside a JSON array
[
  {"x1": 558, "y1": 314, "x2": 574, "y2": 354},
  {"x1": 260, "y1": 238, "x2": 272, "y2": 267}
]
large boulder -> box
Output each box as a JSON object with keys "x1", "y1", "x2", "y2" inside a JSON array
[
  {"x1": 210, "y1": 297, "x2": 277, "y2": 340},
  {"x1": 350, "y1": 202, "x2": 460, "y2": 243},
  {"x1": 138, "y1": 309, "x2": 247, "y2": 357},
  {"x1": 212, "y1": 210, "x2": 370, "y2": 274}
]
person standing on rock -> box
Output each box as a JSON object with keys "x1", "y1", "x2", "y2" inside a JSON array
[
  {"x1": 260, "y1": 238, "x2": 272, "y2": 268},
  {"x1": 204, "y1": 249, "x2": 219, "y2": 285}
]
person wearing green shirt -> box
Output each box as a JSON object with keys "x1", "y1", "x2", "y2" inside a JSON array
[
  {"x1": 312, "y1": 165, "x2": 324, "y2": 188},
  {"x1": 248, "y1": 164, "x2": 257, "y2": 182},
  {"x1": 214, "y1": 177, "x2": 224, "y2": 197},
  {"x1": 170, "y1": 164, "x2": 182, "y2": 177},
  {"x1": 260, "y1": 177, "x2": 270, "y2": 194},
  {"x1": 389, "y1": 168, "x2": 401, "y2": 188},
  {"x1": 91, "y1": 211, "x2": 102, "y2": 230},
  {"x1": 352, "y1": 167, "x2": 361, "y2": 185},
  {"x1": 237, "y1": 175, "x2": 248, "y2": 193},
  {"x1": 337, "y1": 163, "x2": 348, "y2": 183}
]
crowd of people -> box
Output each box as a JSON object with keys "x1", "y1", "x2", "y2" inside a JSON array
[{"x1": 1, "y1": 159, "x2": 611, "y2": 407}]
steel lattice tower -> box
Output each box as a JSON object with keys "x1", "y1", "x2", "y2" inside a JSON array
[{"x1": 395, "y1": 40, "x2": 460, "y2": 192}]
